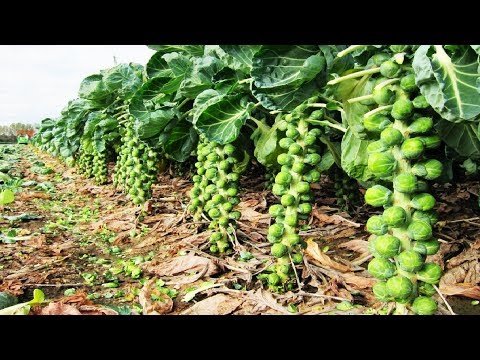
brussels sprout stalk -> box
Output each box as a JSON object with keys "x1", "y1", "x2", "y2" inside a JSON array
[
  {"x1": 336, "y1": 45, "x2": 367, "y2": 58},
  {"x1": 327, "y1": 67, "x2": 381, "y2": 86}
]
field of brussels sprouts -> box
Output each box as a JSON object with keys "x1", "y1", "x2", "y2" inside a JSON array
[{"x1": 1, "y1": 45, "x2": 480, "y2": 315}]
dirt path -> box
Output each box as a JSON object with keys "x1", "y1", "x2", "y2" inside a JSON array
[{"x1": 1, "y1": 144, "x2": 480, "y2": 315}]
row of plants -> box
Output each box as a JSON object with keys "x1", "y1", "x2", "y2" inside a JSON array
[{"x1": 32, "y1": 45, "x2": 480, "y2": 315}]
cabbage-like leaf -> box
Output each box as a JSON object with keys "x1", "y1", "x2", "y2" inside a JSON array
[
  {"x1": 219, "y1": 45, "x2": 261, "y2": 73},
  {"x1": 103, "y1": 63, "x2": 144, "y2": 100},
  {"x1": 413, "y1": 45, "x2": 480, "y2": 122},
  {"x1": 162, "y1": 118, "x2": 198, "y2": 162},
  {"x1": 194, "y1": 94, "x2": 254, "y2": 144},
  {"x1": 435, "y1": 118, "x2": 480, "y2": 159},
  {"x1": 341, "y1": 129, "x2": 374, "y2": 181},
  {"x1": 147, "y1": 45, "x2": 204, "y2": 56},
  {"x1": 178, "y1": 56, "x2": 224, "y2": 99},
  {"x1": 146, "y1": 52, "x2": 173, "y2": 79},
  {"x1": 250, "y1": 118, "x2": 283, "y2": 169}
]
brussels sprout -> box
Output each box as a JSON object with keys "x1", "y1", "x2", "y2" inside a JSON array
[
  {"x1": 291, "y1": 253, "x2": 303, "y2": 264},
  {"x1": 284, "y1": 214, "x2": 298, "y2": 226},
  {"x1": 271, "y1": 243, "x2": 288, "y2": 258},
  {"x1": 372, "y1": 53, "x2": 391, "y2": 66},
  {"x1": 373, "y1": 87, "x2": 395, "y2": 105},
  {"x1": 374, "y1": 234, "x2": 401, "y2": 258},
  {"x1": 367, "y1": 140, "x2": 388, "y2": 154},
  {"x1": 229, "y1": 173, "x2": 240, "y2": 182},
  {"x1": 218, "y1": 216, "x2": 230, "y2": 227},
  {"x1": 366, "y1": 215, "x2": 388, "y2": 235},
  {"x1": 372, "y1": 281, "x2": 392, "y2": 301},
  {"x1": 412, "y1": 95, "x2": 429, "y2": 109},
  {"x1": 393, "y1": 173, "x2": 417, "y2": 193},
  {"x1": 400, "y1": 74, "x2": 417, "y2": 92},
  {"x1": 296, "y1": 182, "x2": 310, "y2": 194},
  {"x1": 401, "y1": 138, "x2": 425, "y2": 159},
  {"x1": 205, "y1": 184, "x2": 217, "y2": 194},
  {"x1": 368, "y1": 258, "x2": 396, "y2": 280},
  {"x1": 380, "y1": 128, "x2": 403, "y2": 146},
  {"x1": 365, "y1": 185, "x2": 393, "y2": 207},
  {"x1": 211, "y1": 194, "x2": 224, "y2": 205},
  {"x1": 275, "y1": 172, "x2": 293, "y2": 185},
  {"x1": 229, "y1": 211, "x2": 241, "y2": 221},
  {"x1": 419, "y1": 135, "x2": 441, "y2": 149},
  {"x1": 411, "y1": 193, "x2": 436, "y2": 211},
  {"x1": 412, "y1": 242, "x2": 427, "y2": 256},
  {"x1": 391, "y1": 99, "x2": 414, "y2": 120},
  {"x1": 285, "y1": 234, "x2": 300, "y2": 246},
  {"x1": 412, "y1": 159, "x2": 443, "y2": 180},
  {"x1": 380, "y1": 60, "x2": 401, "y2": 78},
  {"x1": 277, "y1": 153, "x2": 293, "y2": 166},
  {"x1": 422, "y1": 239, "x2": 440, "y2": 255},
  {"x1": 229, "y1": 197, "x2": 240, "y2": 206},
  {"x1": 279, "y1": 137, "x2": 295, "y2": 149},
  {"x1": 310, "y1": 109, "x2": 325, "y2": 120},
  {"x1": 208, "y1": 208, "x2": 221, "y2": 219},
  {"x1": 304, "y1": 135, "x2": 317, "y2": 146},
  {"x1": 382, "y1": 206, "x2": 407, "y2": 227},
  {"x1": 267, "y1": 273, "x2": 281, "y2": 285},
  {"x1": 269, "y1": 204, "x2": 285, "y2": 217},
  {"x1": 224, "y1": 144, "x2": 236, "y2": 155},
  {"x1": 386, "y1": 275, "x2": 413, "y2": 300},
  {"x1": 210, "y1": 232, "x2": 223, "y2": 243},
  {"x1": 397, "y1": 250, "x2": 425, "y2": 272},
  {"x1": 407, "y1": 220, "x2": 432, "y2": 241},
  {"x1": 418, "y1": 282, "x2": 436, "y2": 296},
  {"x1": 303, "y1": 169, "x2": 320, "y2": 183},
  {"x1": 368, "y1": 152, "x2": 396, "y2": 177},
  {"x1": 288, "y1": 143, "x2": 302, "y2": 155},
  {"x1": 267, "y1": 234, "x2": 282, "y2": 244},
  {"x1": 305, "y1": 153, "x2": 321, "y2": 165},
  {"x1": 286, "y1": 128, "x2": 300, "y2": 139},
  {"x1": 226, "y1": 188, "x2": 238, "y2": 197},
  {"x1": 298, "y1": 203, "x2": 312, "y2": 214},
  {"x1": 408, "y1": 117, "x2": 433, "y2": 134},
  {"x1": 412, "y1": 296, "x2": 437, "y2": 315},
  {"x1": 364, "y1": 114, "x2": 392, "y2": 133},
  {"x1": 412, "y1": 210, "x2": 438, "y2": 225},
  {"x1": 417, "y1": 263, "x2": 442, "y2": 284},
  {"x1": 272, "y1": 183, "x2": 287, "y2": 196},
  {"x1": 268, "y1": 224, "x2": 284, "y2": 237},
  {"x1": 416, "y1": 180, "x2": 429, "y2": 192},
  {"x1": 277, "y1": 120, "x2": 288, "y2": 131},
  {"x1": 281, "y1": 194, "x2": 296, "y2": 207},
  {"x1": 205, "y1": 168, "x2": 218, "y2": 180},
  {"x1": 292, "y1": 162, "x2": 306, "y2": 174}
]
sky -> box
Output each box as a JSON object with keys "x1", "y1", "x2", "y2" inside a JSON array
[{"x1": 0, "y1": 45, "x2": 155, "y2": 127}]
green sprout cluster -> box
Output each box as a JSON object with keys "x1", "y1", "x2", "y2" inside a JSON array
[
  {"x1": 76, "y1": 147, "x2": 108, "y2": 185},
  {"x1": 362, "y1": 48, "x2": 443, "y2": 315},
  {"x1": 331, "y1": 165, "x2": 362, "y2": 213},
  {"x1": 259, "y1": 99, "x2": 326, "y2": 292},
  {"x1": 188, "y1": 136, "x2": 241, "y2": 254},
  {"x1": 77, "y1": 149, "x2": 95, "y2": 179},
  {"x1": 113, "y1": 116, "x2": 159, "y2": 204}
]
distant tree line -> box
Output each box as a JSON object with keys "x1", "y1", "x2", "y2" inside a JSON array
[{"x1": 0, "y1": 123, "x2": 36, "y2": 143}]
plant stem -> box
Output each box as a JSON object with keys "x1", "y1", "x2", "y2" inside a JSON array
[
  {"x1": 374, "y1": 78, "x2": 399, "y2": 91},
  {"x1": 327, "y1": 67, "x2": 380, "y2": 86},
  {"x1": 308, "y1": 103, "x2": 327, "y2": 108},
  {"x1": 347, "y1": 94, "x2": 374, "y2": 104},
  {"x1": 363, "y1": 105, "x2": 393, "y2": 119},
  {"x1": 238, "y1": 78, "x2": 253, "y2": 84},
  {"x1": 336, "y1": 45, "x2": 366, "y2": 58},
  {"x1": 307, "y1": 119, "x2": 346, "y2": 133}
]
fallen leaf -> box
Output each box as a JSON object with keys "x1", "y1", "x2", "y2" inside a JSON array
[
  {"x1": 238, "y1": 207, "x2": 270, "y2": 224},
  {"x1": 40, "y1": 303, "x2": 82, "y2": 315},
  {"x1": 145, "y1": 254, "x2": 219, "y2": 277},
  {"x1": 338, "y1": 240, "x2": 369, "y2": 254},
  {"x1": 439, "y1": 283, "x2": 480, "y2": 299},
  {"x1": 248, "y1": 289, "x2": 291, "y2": 314},
  {"x1": 78, "y1": 305, "x2": 118, "y2": 315},
  {"x1": 138, "y1": 279, "x2": 173, "y2": 315},
  {"x1": 305, "y1": 239, "x2": 352, "y2": 272},
  {"x1": 341, "y1": 272, "x2": 375, "y2": 289},
  {"x1": 180, "y1": 294, "x2": 243, "y2": 315}
]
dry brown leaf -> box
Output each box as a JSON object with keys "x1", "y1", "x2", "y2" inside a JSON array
[
  {"x1": 50, "y1": 240, "x2": 75, "y2": 254},
  {"x1": 312, "y1": 210, "x2": 343, "y2": 225},
  {"x1": 40, "y1": 303, "x2": 82, "y2": 315},
  {"x1": 305, "y1": 239, "x2": 351, "y2": 272},
  {"x1": 145, "y1": 254, "x2": 219, "y2": 278},
  {"x1": 25, "y1": 234, "x2": 46, "y2": 248},
  {"x1": 249, "y1": 289, "x2": 291, "y2": 314},
  {"x1": 439, "y1": 283, "x2": 480, "y2": 299},
  {"x1": 138, "y1": 279, "x2": 173, "y2": 315},
  {"x1": 238, "y1": 207, "x2": 270, "y2": 224},
  {"x1": 446, "y1": 243, "x2": 480, "y2": 268},
  {"x1": 341, "y1": 272, "x2": 375, "y2": 289},
  {"x1": 78, "y1": 305, "x2": 118, "y2": 315},
  {"x1": 323, "y1": 228, "x2": 357, "y2": 241},
  {"x1": 0, "y1": 279, "x2": 24, "y2": 296},
  {"x1": 180, "y1": 294, "x2": 244, "y2": 315},
  {"x1": 441, "y1": 261, "x2": 480, "y2": 285},
  {"x1": 338, "y1": 239, "x2": 369, "y2": 254},
  {"x1": 180, "y1": 232, "x2": 210, "y2": 247}
]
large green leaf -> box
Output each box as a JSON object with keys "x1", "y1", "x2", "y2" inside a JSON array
[
  {"x1": 192, "y1": 89, "x2": 224, "y2": 120},
  {"x1": 162, "y1": 119, "x2": 198, "y2": 162},
  {"x1": 147, "y1": 45, "x2": 204, "y2": 56},
  {"x1": 78, "y1": 74, "x2": 112, "y2": 105},
  {"x1": 103, "y1": 63, "x2": 144, "y2": 100},
  {"x1": 194, "y1": 95, "x2": 254, "y2": 144},
  {"x1": 435, "y1": 119, "x2": 480, "y2": 159},
  {"x1": 252, "y1": 80, "x2": 320, "y2": 111},
  {"x1": 413, "y1": 45, "x2": 480, "y2": 122},
  {"x1": 219, "y1": 45, "x2": 261, "y2": 73},
  {"x1": 178, "y1": 56, "x2": 224, "y2": 99},
  {"x1": 129, "y1": 77, "x2": 177, "y2": 139},
  {"x1": 251, "y1": 119, "x2": 283, "y2": 169},
  {"x1": 252, "y1": 46, "x2": 326, "y2": 88},
  {"x1": 146, "y1": 52, "x2": 174, "y2": 79},
  {"x1": 340, "y1": 129, "x2": 374, "y2": 181}
]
